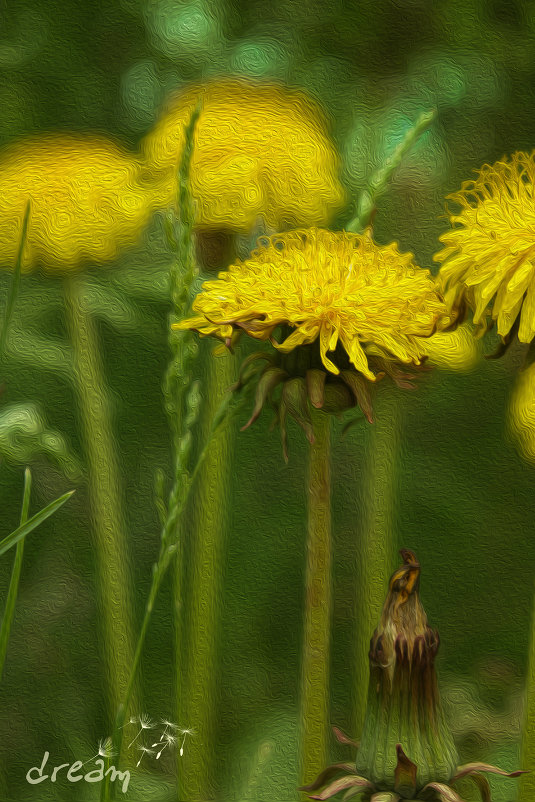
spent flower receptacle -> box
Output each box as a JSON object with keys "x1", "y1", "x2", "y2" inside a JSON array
[{"x1": 302, "y1": 550, "x2": 525, "y2": 801}]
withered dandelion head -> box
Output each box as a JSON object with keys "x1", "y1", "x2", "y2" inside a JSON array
[
  {"x1": 0, "y1": 134, "x2": 157, "y2": 273},
  {"x1": 141, "y1": 79, "x2": 346, "y2": 232},
  {"x1": 302, "y1": 550, "x2": 525, "y2": 801},
  {"x1": 435, "y1": 151, "x2": 535, "y2": 342}
]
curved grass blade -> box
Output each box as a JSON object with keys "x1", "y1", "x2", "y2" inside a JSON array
[{"x1": 0, "y1": 487, "x2": 74, "y2": 559}]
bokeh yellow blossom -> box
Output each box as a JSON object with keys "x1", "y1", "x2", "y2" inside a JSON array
[
  {"x1": 435, "y1": 151, "x2": 535, "y2": 342},
  {"x1": 175, "y1": 228, "x2": 447, "y2": 380},
  {"x1": 510, "y1": 361, "x2": 535, "y2": 462},
  {"x1": 0, "y1": 134, "x2": 157, "y2": 272},
  {"x1": 142, "y1": 79, "x2": 346, "y2": 232},
  {"x1": 425, "y1": 325, "x2": 479, "y2": 371}
]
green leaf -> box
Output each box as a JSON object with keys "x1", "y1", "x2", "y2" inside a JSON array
[{"x1": 0, "y1": 487, "x2": 74, "y2": 558}]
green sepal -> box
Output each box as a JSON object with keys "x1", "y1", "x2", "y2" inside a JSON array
[
  {"x1": 279, "y1": 377, "x2": 314, "y2": 461},
  {"x1": 393, "y1": 744, "x2": 417, "y2": 798},
  {"x1": 241, "y1": 367, "x2": 287, "y2": 431},
  {"x1": 341, "y1": 370, "x2": 374, "y2": 423},
  {"x1": 321, "y1": 383, "x2": 353, "y2": 414},
  {"x1": 306, "y1": 368, "x2": 327, "y2": 408}
]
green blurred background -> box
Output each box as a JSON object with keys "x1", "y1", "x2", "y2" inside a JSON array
[{"x1": 0, "y1": 0, "x2": 534, "y2": 799}]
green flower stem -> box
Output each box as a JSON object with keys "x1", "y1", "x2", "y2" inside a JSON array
[
  {"x1": 0, "y1": 467, "x2": 31, "y2": 681},
  {"x1": 346, "y1": 109, "x2": 436, "y2": 234},
  {"x1": 520, "y1": 585, "x2": 535, "y2": 800},
  {"x1": 352, "y1": 393, "x2": 400, "y2": 738},
  {"x1": 299, "y1": 408, "x2": 332, "y2": 787},
  {"x1": 178, "y1": 351, "x2": 234, "y2": 801},
  {"x1": 64, "y1": 274, "x2": 137, "y2": 721}
]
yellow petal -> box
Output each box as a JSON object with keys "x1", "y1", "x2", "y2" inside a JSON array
[
  {"x1": 518, "y1": 276, "x2": 535, "y2": 343},
  {"x1": 319, "y1": 322, "x2": 340, "y2": 374}
]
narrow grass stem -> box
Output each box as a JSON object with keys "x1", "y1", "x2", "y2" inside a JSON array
[
  {"x1": 299, "y1": 408, "x2": 332, "y2": 787},
  {"x1": 352, "y1": 393, "x2": 400, "y2": 738},
  {"x1": 0, "y1": 467, "x2": 31, "y2": 680},
  {"x1": 64, "y1": 274, "x2": 137, "y2": 722},
  {"x1": 346, "y1": 109, "x2": 436, "y2": 234},
  {"x1": 0, "y1": 200, "x2": 30, "y2": 358}
]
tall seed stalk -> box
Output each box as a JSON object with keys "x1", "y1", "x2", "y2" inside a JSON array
[{"x1": 346, "y1": 109, "x2": 436, "y2": 737}]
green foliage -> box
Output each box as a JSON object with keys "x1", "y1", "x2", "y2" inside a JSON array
[
  {"x1": 0, "y1": 402, "x2": 81, "y2": 478},
  {"x1": 1, "y1": 2, "x2": 535, "y2": 801}
]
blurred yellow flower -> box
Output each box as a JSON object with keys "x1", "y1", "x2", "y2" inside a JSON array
[
  {"x1": 435, "y1": 151, "x2": 535, "y2": 342},
  {"x1": 510, "y1": 360, "x2": 535, "y2": 462},
  {"x1": 175, "y1": 228, "x2": 447, "y2": 380},
  {"x1": 0, "y1": 134, "x2": 156, "y2": 272},
  {"x1": 142, "y1": 79, "x2": 346, "y2": 232},
  {"x1": 425, "y1": 325, "x2": 479, "y2": 371}
]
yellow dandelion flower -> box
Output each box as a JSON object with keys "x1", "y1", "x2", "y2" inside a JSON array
[
  {"x1": 435, "y1": 151, "x2": 535, "y2": 342},
  {"x1": 142, "y1": 79, "x2": 346, "y2": 232},
  {"x1": 510, "y1": 360, "x2": 535, "y2": 462},
  {"x1": 176, "y1": 228, "x2": 447, "y2": 381},
  {"x1": 0, "y1": 134, "x2": 157, "y2": 272}
]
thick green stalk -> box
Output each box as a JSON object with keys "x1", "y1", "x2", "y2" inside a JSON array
[
  {"x1": 352, "y1": 394, "x2": 400, "y2": 739},
  {"x1": 299, "y1": 408, "x2": 332, "y2": 787},
  {"x1": 64, "y1": 274, "x2": 136, "y2": 720},
  {"x1": 0, "y1": 467, "x2": 31, "y2": 680},
  {"x1": 178, "y1": 351, "x2": 234, "y2": 801},
  {"x1": 519, "y1": 587, "x2": 535, "y2": 800}
]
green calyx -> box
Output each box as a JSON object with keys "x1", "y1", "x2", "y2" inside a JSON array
[
  {"x1": 228, "y1": 326, "x2": 435, "y2": 459},
  {"x1": 231, "y1": 349, "x2": 373, "y2": 460}
]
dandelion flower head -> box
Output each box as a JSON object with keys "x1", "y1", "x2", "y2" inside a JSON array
[
  {"x1": 176, "y1": 228, "x2": 447, "y2": 380},
  {"x1": 0, "y1": 134, "x2": 157, "y2": 272},
  {"x1": 142, "y1": 79, "x2": 346, "y2": 232},
  {"x1": 435, "y1": 151, "x2": 535, "y2": 342}
]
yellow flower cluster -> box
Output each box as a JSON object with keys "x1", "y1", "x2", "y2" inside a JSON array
[
  {"x1": 141, "y1": 79, "x2": 346, "y2": 232},
  {"x1": 176, "y1": 228, "x2": 447, "y2": 380},
  {"x1": 436, "y1": 151, "x2": 535, "y2": 342},
  {"x1": 0, "y1": 135, "x2": 155, "y2": 272}
]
